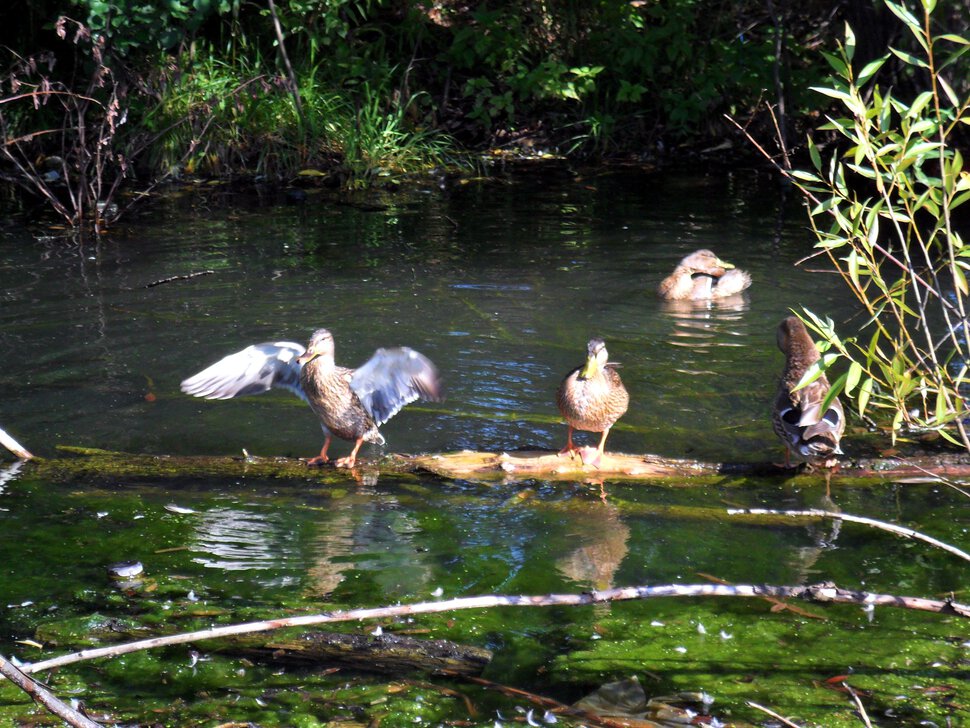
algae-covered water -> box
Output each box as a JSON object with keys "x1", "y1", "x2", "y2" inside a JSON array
[{"x1": 0, "y1": 168, "x2": 967, "y2": 726}]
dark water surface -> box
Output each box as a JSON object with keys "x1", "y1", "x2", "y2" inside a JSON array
[{"x1": 0, "y1": 169, "x2": 966, "y2": 726}]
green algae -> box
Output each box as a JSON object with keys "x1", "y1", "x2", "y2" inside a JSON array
[{"x1": 0, "y1": 472, "x2": 966, "y2": 726}]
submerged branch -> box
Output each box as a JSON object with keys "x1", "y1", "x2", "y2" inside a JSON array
[
  {"x1": 15, "y1": 583, "x2": 969, "y2": 678},
  {"x1": 727, "y1": 508, "x2": 970, "y2": 563},
  {"x1": 0, "y1": 655, "x2": 103, "y2": 728}
]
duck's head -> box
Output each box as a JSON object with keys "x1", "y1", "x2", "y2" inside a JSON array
[
  {"x1": 678, "y1": 249, "x2": 735, "y2": 276},
  {"x1": 297, "y1": 329, "x2": 335, "y2": 365},
  {"x1": 579, "y1": 337, "x2": 609, "y2": 380},
  {"x1": 776, "y1": 315, "x2": 819, "y2": 360}
]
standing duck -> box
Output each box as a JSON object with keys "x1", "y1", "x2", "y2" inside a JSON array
[
  {"x1": 772, "y1": 316, "x2": 845, "y2": 468},
  {"x1": 658, "y1": 249, "x2": 752, "y2": 301},
  {"x1": 181, "y1": 329, "x2": 442, "y2": 468},
  {"x1": 556, "y1": 338, "x2": 629, "y2": 467}
]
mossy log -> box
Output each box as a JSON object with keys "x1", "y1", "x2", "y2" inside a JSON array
[
  {"x1": 8, "y1": 445, "x2": 970, "y2": 485},
  {"x1": 227, "y1": 630, "x2": 493, "y2": 676}
]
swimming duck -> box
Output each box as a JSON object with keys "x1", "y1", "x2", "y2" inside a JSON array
[
  {"x1": 556, "y1": 338, "x2": 629, "y2": 467},
  {"x1": 658, "y1": 249, "x2": 752, "y2": 301},
  {"x1": 772, "y1": 316, "x2": 845, "y2": 468},
  {"x1": 181, "y1": 329, "x2": 442, "y2": 468}
]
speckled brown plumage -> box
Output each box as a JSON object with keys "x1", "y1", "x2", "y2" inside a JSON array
[
  {"x1": 772, "y1": 316, "x2": 845, "y2": 467},
  {"x1": 658, "y1": 249, "x2": 752, "y2": 301},
  {"x1": 557, "y1": 338, "x2": 629, "y2": 466},
  {"x1": 181, "y1": 328, "x2": 441, "y2": 468}
]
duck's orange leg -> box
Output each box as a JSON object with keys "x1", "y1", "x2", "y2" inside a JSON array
[
  {"x1": 581, "y1": 427, "x2": 611, "y2": 468},
  {"x1": 558, "y1": 426, "x2": 580, "y2": 457},
  {"x1": 335, "y1": 437, "x2": 365, "y2": 469},
  {"x1": 306, "y1": 434, "x2": 332, "y2": 466}
]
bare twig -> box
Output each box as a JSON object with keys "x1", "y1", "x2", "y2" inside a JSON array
[
  {"x1": 0, "y1": 427, "x2": 33, "y2": 460},
  {"x1": 13, "y1": 583, "x2": 969, "y2": 678},
  {"x1": 144, "y1": 270, "x2": 215, "y2": 288},
  {"x1": 746, "y1": 700, "x2": 804, "y2": 728},
  {"x1": 0, "y1": 655, "x2": 103, "y2": 727},
  {"x1": 842, "y1": 682, "x2": 873, "y2": 728},
  {"x1": 726, "y1": 508, "x2": 970, "y2": 563}
]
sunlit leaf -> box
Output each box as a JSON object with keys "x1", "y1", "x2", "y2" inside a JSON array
[
  {"x1": 846, "y1": 361, "x2": 863, "y2": 395},
  {"x1": 808, "y1": 137, "x2": 822, "y2": 171},
  {"x1": 953, "y1": 263, "x2": 968, "y2": 295},
  {"x1": 937, "y1": 76, "x2": 959, "y2": 107},
  {"x1": 844, "y1": 23, "x2": 856, "y2": 62},
  {"x1": 858, "y1": 376, "x2": 874, "y2": 416},
  {"x1": 857, "y1": 56, "x2": 888, "y2": 85},
  {"x1": 821, "y1": 372, "x2": 848, "y2": 415},
  {"x1": 890, "y1": 47, "x2": 929, "y2": 68},
  {"x1": 934, "y1": 387, "x2": 949, "y2": 423}
]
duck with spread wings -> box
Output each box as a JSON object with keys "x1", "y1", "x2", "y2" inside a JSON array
[{"x1": 181, "y1": 328, "x2": 443, "y2": 468}]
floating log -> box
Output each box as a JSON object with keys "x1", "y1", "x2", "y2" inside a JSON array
[
  {"x1": 7, "y1": 445, "x2": 970, "y2": 485},
  {"x1": 227, "y1": 630, "x2": 492, "y2": 676}
]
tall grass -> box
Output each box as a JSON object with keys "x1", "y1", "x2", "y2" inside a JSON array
[{"x1": 143, "y1": 53, "x2": 455, "y2": 184}]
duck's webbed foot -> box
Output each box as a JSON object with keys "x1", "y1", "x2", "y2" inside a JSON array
[{"x1": 305, "y1": 435, "x2": 332, "y2": 467}]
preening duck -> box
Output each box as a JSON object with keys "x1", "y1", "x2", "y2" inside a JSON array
[
  {"x1": 772, "y1": 316, "x2": 845, "y2": 468},
  {"x1": 658, "y1": 249, "x2": 752, "y2": 301}
]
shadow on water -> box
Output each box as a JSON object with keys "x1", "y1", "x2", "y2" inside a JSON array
[{"x1": 0, "y1": 169, "x2": 966, "y2": 726}]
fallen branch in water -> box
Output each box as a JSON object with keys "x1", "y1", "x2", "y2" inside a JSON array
[
  {"x1": 143, "y1": 270, "x2": 214, "y2": 288},
  {"x1": 726, "y1": 508, "x2": 970, "y2": 563},
  {"x1": 0, "y1": 655, "x2": 103, "y2": 728},
  {"x1": 0, "y1": 426, "x2": 32, "y2": 460},
  {"x1": 20, "y1": 445, "x2": 970, "y2": 486},
  {"x1": 14, "y1": 583, "x2": 969, "y2": 678},
  {"x1": 746, "y1": 700, "x2": 804, "y2": 728}
]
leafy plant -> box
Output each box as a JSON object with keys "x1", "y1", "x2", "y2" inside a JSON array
[{"x1": 788, "y1": 0, "x2": 970, "y2": 449}]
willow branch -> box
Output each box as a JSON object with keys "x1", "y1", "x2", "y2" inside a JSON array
[
  {"x1": 14, "y1": 583, "x2": 969, "y2": 678},
  {"x1": 0, "y1": 655, "x2": 103, "y2": 727},
  {"x1": 726, "y1": 508, "x2": 970, "y2": 563}
]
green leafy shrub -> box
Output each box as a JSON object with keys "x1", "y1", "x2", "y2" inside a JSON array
[{"x1": 790, "y1": 0, "x2": 970, "y2": 449}]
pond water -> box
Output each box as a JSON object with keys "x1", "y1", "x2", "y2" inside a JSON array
[{"x1": 0, "y1": 167, "x2": 966, "y2": 727}]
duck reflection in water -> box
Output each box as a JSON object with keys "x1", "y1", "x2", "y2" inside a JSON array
[{"x1": 181, "y1": 328, "x2": 443, "y2": 468}]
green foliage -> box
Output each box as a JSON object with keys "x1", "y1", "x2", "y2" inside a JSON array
[
  {"x1": 790, "y1": 0, "x2": 970, "y2": 449},
  {"x1": 70, "y1": 0, "x2": 230, "y2": 53},
  {"x1": 142, "y1": 51, "x2": 451, "y2": 183}
]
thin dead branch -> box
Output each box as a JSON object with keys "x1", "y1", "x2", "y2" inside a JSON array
[
  {"x1": 0, "y1": 426, "x2": 33, "y2": 460},
  {"x1": 842, "y1": 681, "x2": 874, "y2": 728},
  {"x1": 726, "y1": 508, "x2": 970, "y2": 563},
  {"x1": 0, "y1": 655, "x2": 103, "y2": 727},
  {"x1": 746, "y1": 701, "x2": 804, "y2": 728},
  {"x1": 13, "y1": 583, "x2": 969, "y2": 679}
]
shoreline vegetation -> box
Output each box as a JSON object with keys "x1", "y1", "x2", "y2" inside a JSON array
[{"x1": 1, "y1": 1, "x2": 965, "y2": 227}]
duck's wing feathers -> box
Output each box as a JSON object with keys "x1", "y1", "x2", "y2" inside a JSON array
[
  {"x1": 180, "y1": 342, "x2": 308, "y2": 402},
  {"x1": 350, "y1": 347, "x2": 443, "y2": 427},
  {"x1": 712, "y1": 269, "x2": 752, "y2": 297}
]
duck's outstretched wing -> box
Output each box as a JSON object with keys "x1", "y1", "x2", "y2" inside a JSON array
[
  {"x1": 180, "y1": 342, "x2": 308, "y2": 402},
  {"x1": 350, "y1": 347, "x2": 443, "y2": 426}
]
